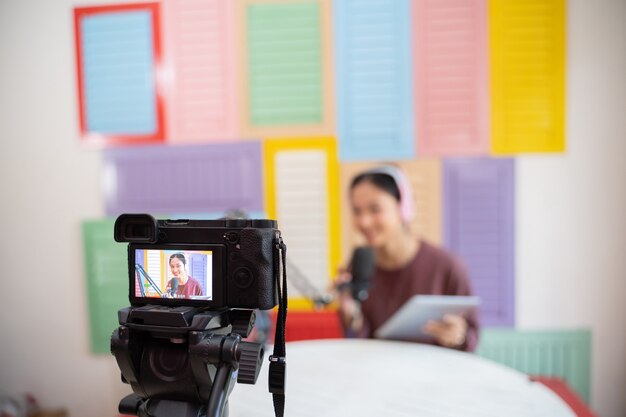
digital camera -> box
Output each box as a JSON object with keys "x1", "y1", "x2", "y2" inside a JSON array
[
  {"x1": 110, "y1": 214, "x2": 287, "y2": 417},
  {"x1": 114, "y1": 213, "x2": 280, "y2": 310}
]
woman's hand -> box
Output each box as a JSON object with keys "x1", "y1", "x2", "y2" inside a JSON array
[{"x1": 423, "y1": 314, "x2": 468, "y2": 348}]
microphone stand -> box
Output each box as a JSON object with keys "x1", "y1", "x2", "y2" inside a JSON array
[
  {"x1": 285, "y1": 258, "x2": 332, "y2": 308},
  {"x1": 134, "y1": 264, "x2": 164, "y2": 297}
]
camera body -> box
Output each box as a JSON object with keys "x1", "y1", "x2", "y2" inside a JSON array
[{"x1": 114, "y1": 214, "x2": 280, "y2": 310}]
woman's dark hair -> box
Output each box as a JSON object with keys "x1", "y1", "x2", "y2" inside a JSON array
[
  {"x1": 169, "y1": 253, "x2": 187, "y2": 265},
  {"x1": 350, "y1": 172, "x2": 401, "y2": 202}
]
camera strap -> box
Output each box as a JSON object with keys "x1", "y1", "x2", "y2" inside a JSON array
[{"x1": 269, "y1": 234, "x2": 287, "y2": 417}]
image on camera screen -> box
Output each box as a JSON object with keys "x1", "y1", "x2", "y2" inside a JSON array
[{"x1": 134, "y1": 249, "x2": 212, "y2": 300}]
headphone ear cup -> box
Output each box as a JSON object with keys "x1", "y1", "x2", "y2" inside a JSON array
[{"x1": 396, "y1": 172, "x2": 414, "y2": 224}]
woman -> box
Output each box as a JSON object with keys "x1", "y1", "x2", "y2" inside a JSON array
[
  {"x1": 338, "y1": 166, "x2": 479, "y2": 352},
  {"x1": 166, "y1": 253, "x2": 203, "y2": 298}
]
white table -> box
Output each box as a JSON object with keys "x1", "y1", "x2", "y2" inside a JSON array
[{"x1": 228, "y1": 339, "x2": 576, "y2": 417}]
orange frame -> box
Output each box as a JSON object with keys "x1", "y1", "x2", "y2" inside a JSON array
[{"x1": 74, "y1": 3, "x2": 165, "y2": 147}]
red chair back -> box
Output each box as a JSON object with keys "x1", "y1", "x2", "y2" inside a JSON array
[{"x1": 269, "y1": 310, "x2": 344, "y2": 342}]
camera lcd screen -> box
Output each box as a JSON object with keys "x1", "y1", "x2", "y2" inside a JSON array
[{"x1": 133, "y1": 248, "x2": 213, "y2": 301}]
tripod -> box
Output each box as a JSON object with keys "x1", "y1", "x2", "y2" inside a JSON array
[{"x1": 111, "y1": 307, "x2": 264, "y2": 417}]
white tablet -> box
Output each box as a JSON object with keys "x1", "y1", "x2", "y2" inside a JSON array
[{"x1": 374, "y1": 295, "x2": 480, "y2": 340}]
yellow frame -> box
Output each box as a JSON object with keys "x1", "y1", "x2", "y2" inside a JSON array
[
  {"x1": 489, "y1": 0, "x2": 566, "y2": 154},
  {"x1": 263, "y1": 137, "x2": 340, "y2": 310}
]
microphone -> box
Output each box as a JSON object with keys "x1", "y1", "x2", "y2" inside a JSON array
[
  {"x1": 350, "y1": 246, "x2": 376, "y2": 301},
  {"x1": 277, "y1": 244, "x2": 376, "y2": 307},
  {"x1": 337, "y1": 247, "x2": 375, "y2": 301},
  {"x1": 170, "y1": 278, "x2": 179, "y2": 297}
]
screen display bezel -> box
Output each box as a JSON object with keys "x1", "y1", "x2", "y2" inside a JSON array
[{"x1": 128, "y1": 243, "x2": 225, "y2": 308}]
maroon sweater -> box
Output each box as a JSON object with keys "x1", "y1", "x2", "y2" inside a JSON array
[
  {"x1": 359, "y1": 240, "x2": 480, "y2": 352},
  {"x1": 167, "y1": 276, "x2": 203, "y2": 298}
]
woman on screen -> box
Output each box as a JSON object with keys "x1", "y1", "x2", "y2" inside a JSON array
[
  {"x1": 166, "y1": 253, "x2": 203, "y2": 298},
  {"x1": 337, "y1": 166, "x2": 480, "y2": 352}
]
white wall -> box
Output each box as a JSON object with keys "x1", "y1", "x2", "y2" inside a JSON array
[
  {"x1": 0, "y1": 0, "x2": 126, "y2": 414},
  {"x1": 516, "y1": 2, "x2": 626, "y2": 417},
  {"x1": 0, "y1": 1, "x2": 624, "y2": 417}
]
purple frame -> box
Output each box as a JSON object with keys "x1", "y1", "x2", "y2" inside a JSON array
[
  {"x1": 444, "y1": 158, "x2": 515, "y2": 326},
  {"x1": 102, "y1": 142, "x2": 264, "y2": 216}
]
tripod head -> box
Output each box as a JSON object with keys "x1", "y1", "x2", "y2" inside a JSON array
[{"x1": 112, "y1": 307, "x2": 264, "y2": 417}]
